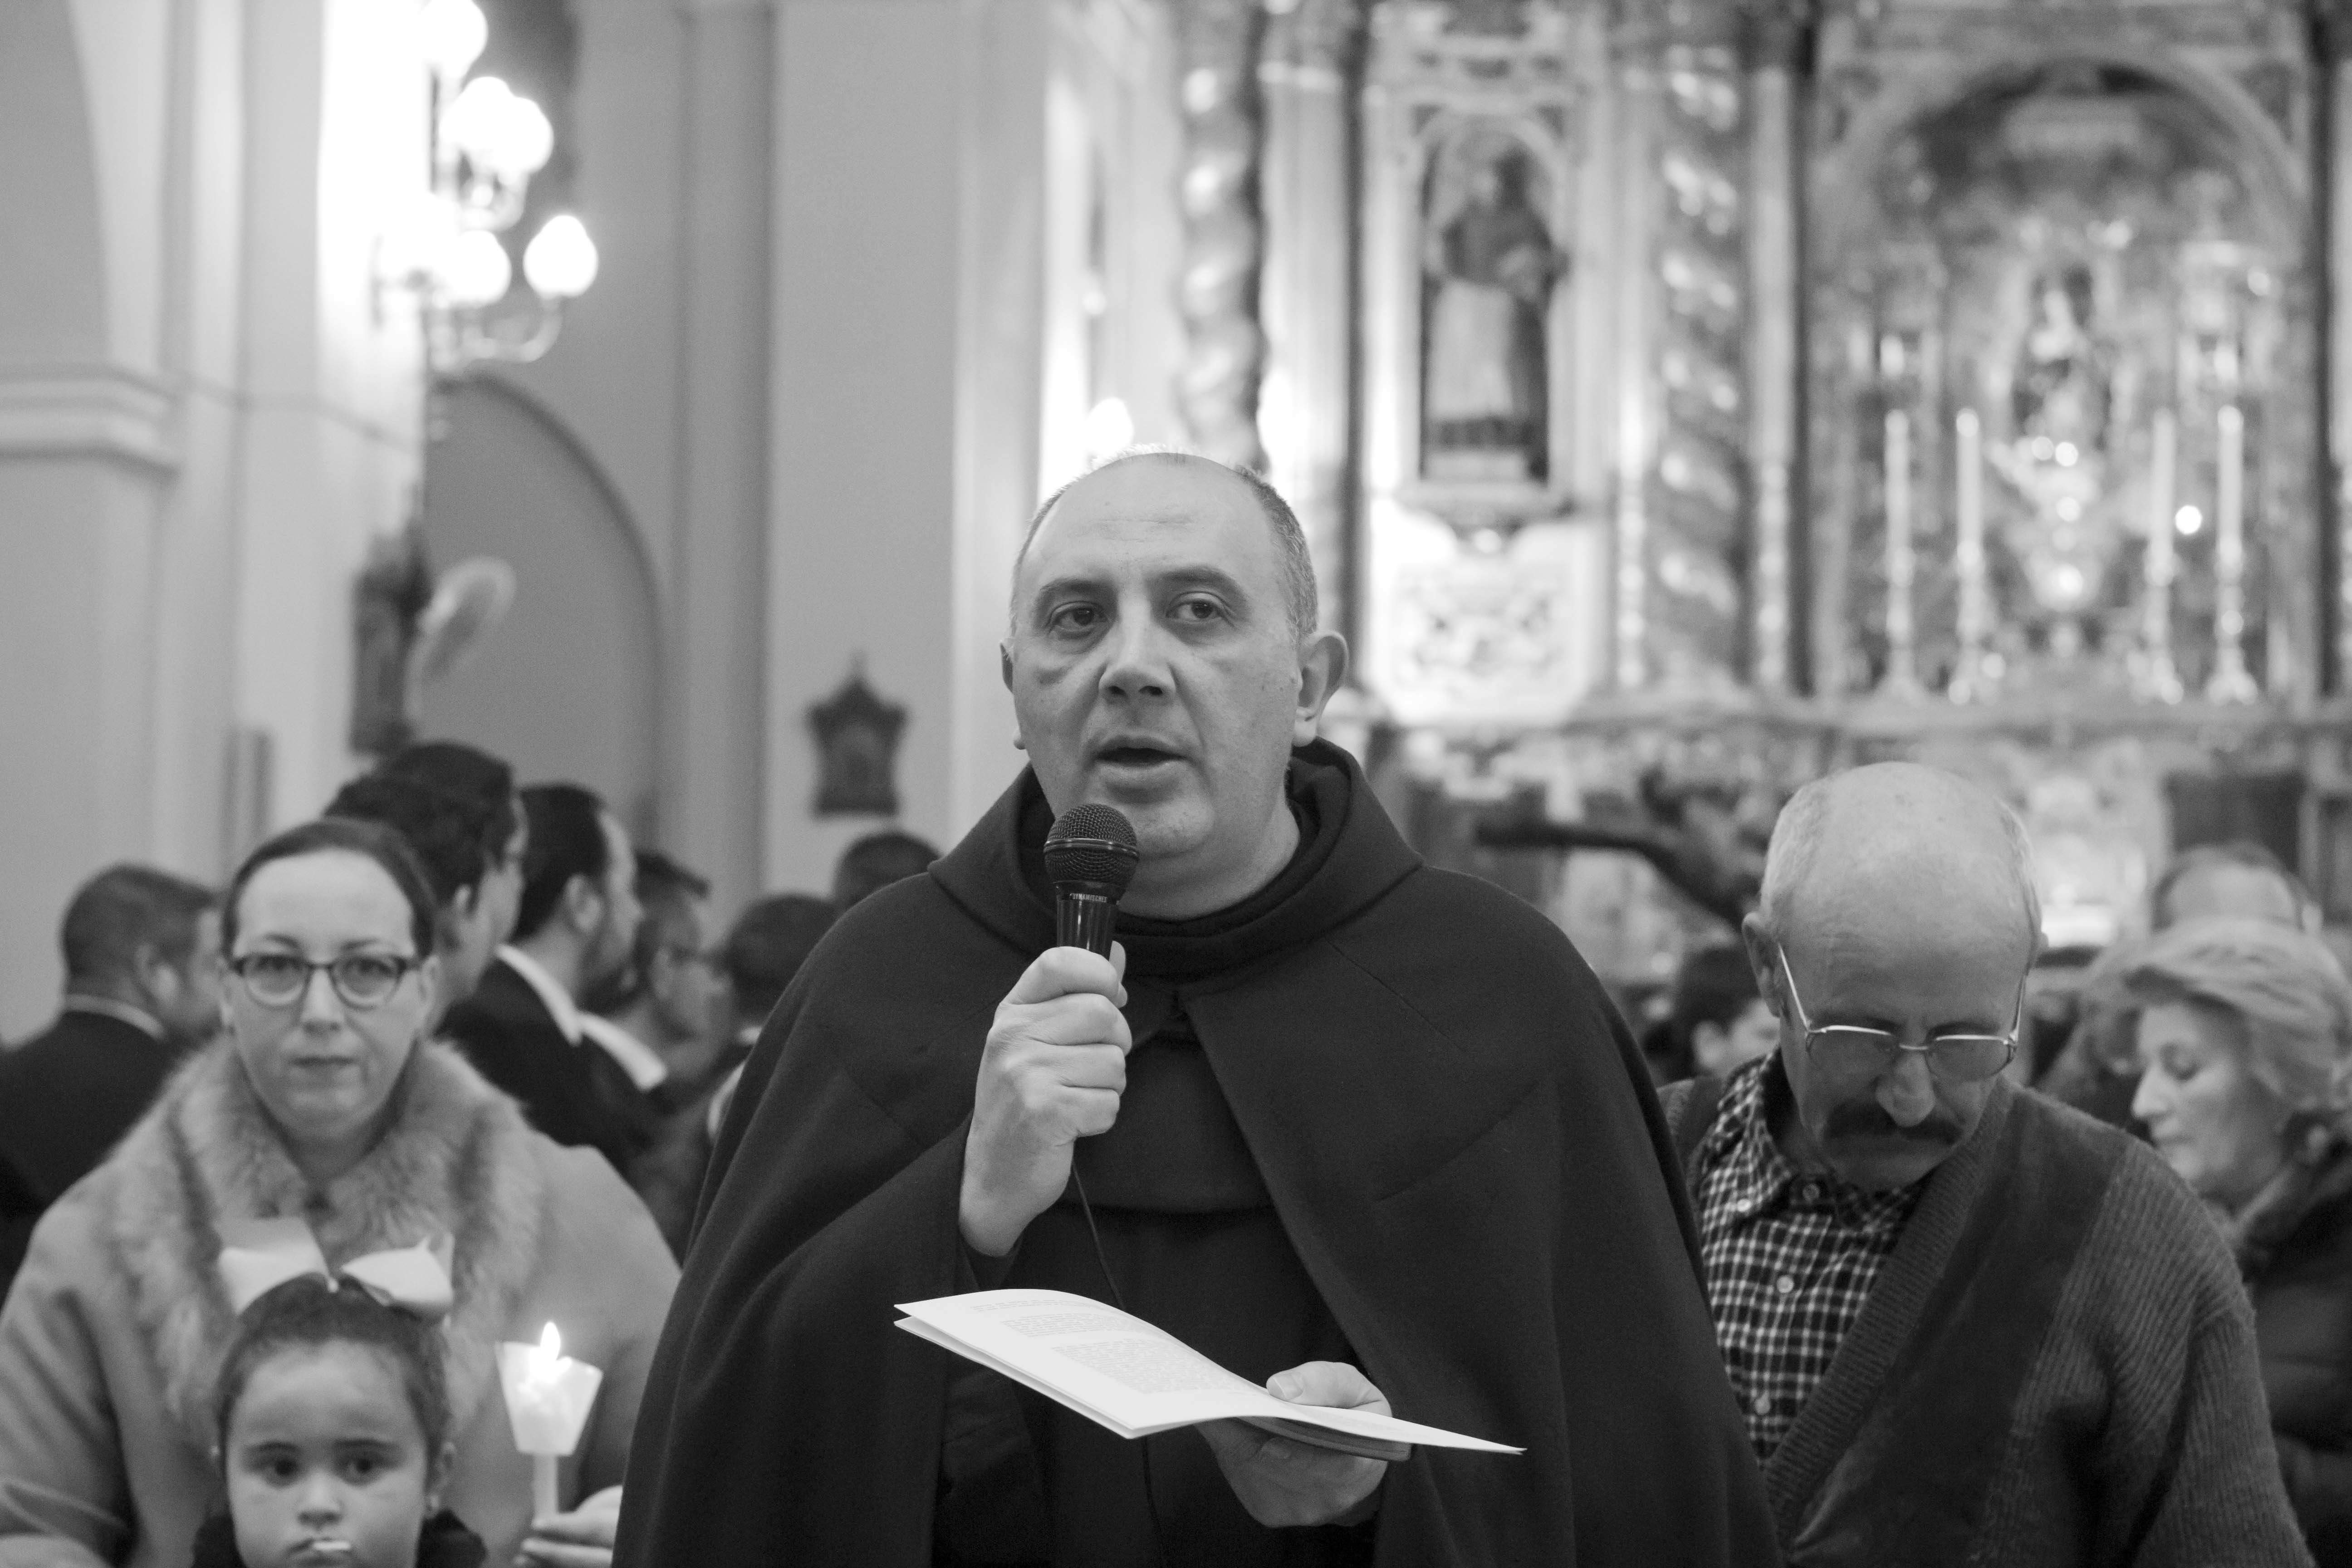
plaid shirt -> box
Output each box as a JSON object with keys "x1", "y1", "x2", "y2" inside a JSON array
[{"x1": 1691, "y1": 1055, "x2": 1923, "y2": 1461}]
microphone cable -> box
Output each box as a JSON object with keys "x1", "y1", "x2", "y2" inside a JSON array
[{"x1": 1072, "y1": 1166, "x2": 1175, "y2": 1568}]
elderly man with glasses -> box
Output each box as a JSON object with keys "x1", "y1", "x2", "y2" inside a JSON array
[{"x1": 1660, "y1": 761, "x2": 2308, "y2": 1568}]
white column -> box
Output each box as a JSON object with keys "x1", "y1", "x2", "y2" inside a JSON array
[
  {"x1": 2210, "y1": 402, "x2": 2257, "y2": 701},
  {"x1": 765, "y1": 0, "x2": 1050, "y2": 889},
  {"x1": 1951, "y1": 407, "x2": 1988, "y2": 697},
  {"x1": 1744, "y1": 19, "x2": 1799, "y2": 692},
  {"x1": 1259, "y1": 0, "x2": 1359, "y2": 631},
  {"x1": 671, "y1": 0, "x2": 777, "y2": 916},
  {"x1": 2143, "y1": 408, "x2": 2180, "y2": 700},
  {"x1": 1881, "y1": 406, "x2": 1919, "y2": 694}
]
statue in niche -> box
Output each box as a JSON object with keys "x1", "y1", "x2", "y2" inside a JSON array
[
  {"x1": 1421, "y1": 135, "x2": 1562, "y2": 483},
  {"x1": 2012, "y1": 263, "x2": 2111, "y2": 458}
]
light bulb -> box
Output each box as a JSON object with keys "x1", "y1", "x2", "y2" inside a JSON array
[
  {"x1": 524, "y1": 216, "x2": 598, "y2": 299},
  {"x1": 420, "y1": 0, "x2": 487, "y2": 83},
  {"x1": 444, "y1": 228, "x2": 513, "y2": 307},
  {"x1": 495, "y1": 95, "x2": 555, "y2": 178},
  {"x1": 442, "y1": 76, "x2": 516, "y2": 166},
  {"x1": 1082, "y1": 397, "x2": 1134, "y2": 459}
]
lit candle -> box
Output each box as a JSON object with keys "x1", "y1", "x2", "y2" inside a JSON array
[
  {"x1": 2145, "y1": 409, "x2": 2178, "y2": 697},
  {"x1": 2210, "y1": 403, "x2": 2254, "y2": 700},
  {"x1": 498, "y1": 1322, "x2": 605, "y2": 1521},
  {"x1": 1954, "y1": 409, "x2": 1985, "y2": 695},
  {"x1": 1883, "y1": 407, "x2": 1917, "y2": 692}
]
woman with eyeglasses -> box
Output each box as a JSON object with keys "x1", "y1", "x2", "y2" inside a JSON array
[
  {"x1": 2122, "y1": 916, "x2": 2352, "y2": 1565},
  {"x1": 0, "y1": 818, "x2": 677, "y2": 1568}
]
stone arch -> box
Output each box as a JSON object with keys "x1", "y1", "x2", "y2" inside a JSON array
[
  {"x1": 418, "y1": 377, "x2": 665, "y2": 837},
  {"x1": 0, "y1": 0, "x2": 108, "y2": 360}
]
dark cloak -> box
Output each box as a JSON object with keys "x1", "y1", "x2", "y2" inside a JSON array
[{"x1": 615, "y1": 742, "x2": 1776, "y2": 1566}]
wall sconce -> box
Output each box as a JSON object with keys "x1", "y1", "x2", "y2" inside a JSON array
[{"x1": 380, "y1": 0, "x2": 598, "y2": 374}]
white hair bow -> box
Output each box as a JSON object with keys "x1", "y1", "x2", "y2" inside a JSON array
[{"x1": 217, "y1": 1217, "x2": 456, "y2": 1322}]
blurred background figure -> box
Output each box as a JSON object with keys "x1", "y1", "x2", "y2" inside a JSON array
[
  {"x1": 326, "y1": 740, "x2": 527, "y2": 1010},
  {"x1": 829, "y1": 830, "x2": 939, "y2": 913},
  {"x1": 1639, "y1": 944, "x2": 1777, "y2": 1085},
  {"x1": 633, "y1": 892, "x2": 838, "y2": 1256},
  {"x1": 2045, "y1": 840, "x2": 2315, "y2": 1127},
  {"x1": 2120, "y1": 918, "x2": 2352, "y2": 1565},
  {"x1": 720, "y1": 894, "x2": 842, "y2": 1054},
  {"x1": 442, "y1": 783, "x2": 646, "y2": 1174},
  {"x1": 0, "y1": 866, "x2": 219, "y2": 1295},
  {"x1": 2155, "y1": 842, "x2": 2316, "y2": 932},
  {"x1": 586, "y1": 852, "x2": 724, "y2": 1104}
]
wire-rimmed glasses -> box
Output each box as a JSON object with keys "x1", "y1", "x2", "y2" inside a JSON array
[
  {"x1": 1774, "y1": 946, "x2": 2019, "y2": 1084},
  {"x1": 228, "y1": 951, "x2": 419, "y2": 1010}
]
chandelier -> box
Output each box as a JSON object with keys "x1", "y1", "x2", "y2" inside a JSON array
[{"x1": 377, "y1": 0, "x2": 599, "y2": 374}]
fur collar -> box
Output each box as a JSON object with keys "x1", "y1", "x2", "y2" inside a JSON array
[{"x1": 101, "y1": 1040, "x2": 547, "y2": 1444}]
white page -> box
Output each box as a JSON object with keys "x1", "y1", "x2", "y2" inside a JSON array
[{"x1": 895, "y1": 1289, "x2": 1520, "y2": 1454}]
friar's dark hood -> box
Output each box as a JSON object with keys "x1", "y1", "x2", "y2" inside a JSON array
[{"x1": 928, "y1": 737, "x2": 1423, "y2": 984}]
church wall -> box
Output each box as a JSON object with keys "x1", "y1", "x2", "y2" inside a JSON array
[
  {"x1": 763, "y1": 0, "x2": 969, "y2": 890},
  {"x1": 0, "y1": 0, "x2": 424, "y2": 1036}
]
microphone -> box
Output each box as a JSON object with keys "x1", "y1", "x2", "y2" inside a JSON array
[{"x1": 1044, "y1": 804, "x2": 1139, "y2": 958}]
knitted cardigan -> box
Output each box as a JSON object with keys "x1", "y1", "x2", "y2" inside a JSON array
[{"x1": 1662, "y1": 1075, "x2": 2311, "y2": 1568}]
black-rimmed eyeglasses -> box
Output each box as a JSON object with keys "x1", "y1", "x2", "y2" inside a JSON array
[
  {"x1": 228, "y1": 951, "x2": 419, "y2": 1009},
  {"x1": 1774, "y1": 946, "x2": 2019, "y2": 1084}
]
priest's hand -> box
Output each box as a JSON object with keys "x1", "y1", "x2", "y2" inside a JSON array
[
  {"x1": 961, "y1": 943, "x2": 1132, "y2": 1256},
  {"x1": 1199, "y1": 1362, "x2": 1391, "y2": 1529}
]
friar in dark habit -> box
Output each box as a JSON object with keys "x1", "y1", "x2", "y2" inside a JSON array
[{"x1": 614, "y1": 451, "x2": 1778, "y2": 1567}]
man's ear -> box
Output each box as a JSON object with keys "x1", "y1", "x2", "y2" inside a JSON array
[
  {"x1": 131, "y1": 941, "x2": 175, "y2": 1007},
  {"x1": 562, "y1": 873, "x2": 604, "y2": 936},
  {"x1": 414, "y1": 953, "x2": 442, "y2": 1023},
  {"x1": 1002, "y1": 643, "x2": 1028, "y2": 752},
  {"x1": 1290, "y1": 631, "x2": 1351, "y2": 746},
  {"x1": 1740, "y1": 912, "x2": 1782, "y2": 1021}
]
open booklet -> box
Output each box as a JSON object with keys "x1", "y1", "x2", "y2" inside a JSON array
[{"x1": 896, "y1": 1289, "x2": 1521, "y2": 1464}]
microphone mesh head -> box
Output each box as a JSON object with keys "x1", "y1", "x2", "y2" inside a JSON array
[{"x1": 1045, "y1": 804, "x2": 1141, "y2": 896}]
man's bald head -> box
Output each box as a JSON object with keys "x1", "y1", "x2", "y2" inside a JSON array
[
  {"x1": 1745, "y1": 763, "x2": 2040, "y2": 1191},
  {"x1": 1759, "y1": 763, "x2": 2041, "y2": 959},
  {"x1": 1015, "y1": 449, "x2": 1319, "y2": 641}
]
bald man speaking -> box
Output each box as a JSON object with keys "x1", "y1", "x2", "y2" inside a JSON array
[
  {"x1": 617, "y1": 453, "x2": 1774, "y2": 1565},
  {"x1": 1661, "y1": 763, "x2": 2306, "y2": 1567}
]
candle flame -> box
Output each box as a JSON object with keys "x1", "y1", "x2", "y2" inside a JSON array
[{"x1": 524, "y1": 1321, "x2": 564, "y2": 1384}]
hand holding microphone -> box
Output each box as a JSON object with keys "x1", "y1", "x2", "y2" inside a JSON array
[{"x1": 960, "y1": 806, "x2": 1141, "y2": 1257}]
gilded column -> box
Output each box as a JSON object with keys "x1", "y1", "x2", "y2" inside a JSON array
[
  {"x1": 1176, "y1": 0, "x2": 1270, "y2": 470},
  {"x1": 1742, "y1": 1, "x2": 1804, "y2": 692},
  {"x1": 1259, "y1": 0, "x2": 1362, "y2": 629},
  {"x1": 1608, "y1": 19, "x2": 1665, "y2": 691},
  {"x1": 2326, "y1": 4, "x2": 2352, "y2": 691}
]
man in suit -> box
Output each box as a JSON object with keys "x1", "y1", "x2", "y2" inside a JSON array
[
  {"x1": 0, "y1": 866, "x2": 220, "y2": 1295},
  {"x1": 442, "y1": 783, "x2": 646, "y2": 1173}
]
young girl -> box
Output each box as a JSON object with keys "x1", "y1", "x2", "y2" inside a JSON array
[{"x1": 196, "y1": 1276, "x2": 486, "y2": 1568}]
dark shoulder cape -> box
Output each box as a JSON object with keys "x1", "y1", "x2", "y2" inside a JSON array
[{"x1": 616, "y1": 743, "x2": 1775, "y2": 1566}]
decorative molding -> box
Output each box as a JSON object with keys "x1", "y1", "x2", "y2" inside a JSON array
[{"x1": 0, "y1": 364, "x2": 178, "y2": 474}]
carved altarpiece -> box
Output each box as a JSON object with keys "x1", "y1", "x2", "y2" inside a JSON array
[{"x1": 1226, "y1": 0, "x2": 2352, "y2": 983}]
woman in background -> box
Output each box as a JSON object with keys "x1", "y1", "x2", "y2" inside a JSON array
[
  {"x1": 2126, "y1": 917, "x2": 2352, "y2": 1565},
  {"x1": 0, "y1": 818, "x2": 674, "y2": 1568}
]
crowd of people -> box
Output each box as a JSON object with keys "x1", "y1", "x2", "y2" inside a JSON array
[
  {"x1": 0, "y1": 741, "x2": 936, "y2": 1567},
  {"x1": 0, "y1": 448, "x2": 2347, "y2": 1566}
]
